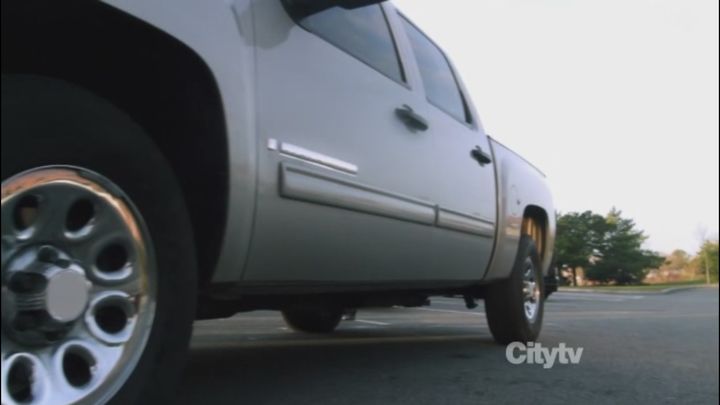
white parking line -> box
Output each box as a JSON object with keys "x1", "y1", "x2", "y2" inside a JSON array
[
  {"x1": 557, "y1": 292, "x2": 645, "y2": 299},
  {"x1": 432, "y1": 298, "x2": 463, "y2": 305},
  {"x1": 413, "y1": 308, "x2": 485, "y2": 316},
  {"x1": 191, "y1": 334, "x2": 491, "y2": 349},
  {"x1": 550, "y1": 293, "x2": 645, "y2": 302},
  {"x1": 355, "y1": 319, "x2": 390, "y2": 326}
]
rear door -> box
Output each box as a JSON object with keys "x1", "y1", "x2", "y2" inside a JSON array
[
  {"x1": 394, "y1": 13, "x2": 499, "y2": 279},
  {"x1": 244, "y1": 1, "x2": 441, "y2": 282}
]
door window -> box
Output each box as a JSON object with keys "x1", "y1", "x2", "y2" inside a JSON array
[
  {"x1": 401, "y1": 16, "x2": 470, "y2": 123},
  {"x1": 289, "y1": 4, "x2": 405, "y2": 84}
]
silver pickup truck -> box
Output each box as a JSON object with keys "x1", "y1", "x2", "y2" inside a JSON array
[{"x1": 1, "y1": 0, "x2": 556, "y2": 404}]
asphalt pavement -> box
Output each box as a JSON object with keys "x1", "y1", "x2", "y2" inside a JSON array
[{"x1": 179, "y1": 286, "x2": 719, "y2": 404}]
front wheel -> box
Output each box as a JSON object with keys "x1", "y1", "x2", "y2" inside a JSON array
[
  {"x1": 485, "y1": 235, "x2": 544, "y2": 344},
  {"x1": 1, "y1": 75, "x2": 197, "y2": 405}
]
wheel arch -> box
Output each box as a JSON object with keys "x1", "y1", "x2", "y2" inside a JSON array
[
  {"x1": 522, "y1": 205, "x2": 549, "y2": 262},
  {"x1": 1, "y1": 0, "x2": 229, "y2": 286},
  {"x1": 522, "y1": 204, "x2": 556, "y2": 277}
]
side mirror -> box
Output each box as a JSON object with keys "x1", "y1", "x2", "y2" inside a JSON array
[{"x1": 282, "y1": 0, "x2": 386, "y2": 17}]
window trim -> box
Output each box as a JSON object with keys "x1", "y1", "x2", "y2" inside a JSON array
[
  {"x1": 398, "y1": 13, "x2": 474, "y2": 126},
  {"x1": 282, "y1": 2, "x2": 409, "y2": 88}
]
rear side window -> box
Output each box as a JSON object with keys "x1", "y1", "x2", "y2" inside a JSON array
[
  {"x1": 291, "y1": 5, "x2": 405, "y2": 84},
  {"x1": 401, "y1": 16, "x2": 469, "y2": 123}
]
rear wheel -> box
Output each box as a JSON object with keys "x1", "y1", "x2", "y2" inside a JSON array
[
  {"x1": 282, "y1": 307, "x2": 343, "y2": 334},
  {"x1": 485, "y1": 235, "x2": 544, "y2": 344},
  {"x1": 1, "y1": 75, "x2": 197, "y2": 405}
]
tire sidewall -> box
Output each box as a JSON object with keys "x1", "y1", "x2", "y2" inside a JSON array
[
  {"x1": 513, "y1": 239, "x2": 544, "y2": 339},
  {"x1": 485, "y1": 235, "x2": 545, "y2": 344},
  {"x1": 2, "y1": 75, "x2": 197, "y2": 404}
]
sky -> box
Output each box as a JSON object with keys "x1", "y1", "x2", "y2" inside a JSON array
[{"x1": 394, "y1": 0, "x2": 719, "y2": 254}]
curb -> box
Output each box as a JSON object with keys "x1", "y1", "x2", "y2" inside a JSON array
[{"x1": 558, "y1": 285, "x2": 715, "y2": 295}]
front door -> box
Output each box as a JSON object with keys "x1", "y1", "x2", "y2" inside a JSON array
[{"x1": 244, "y1": 1, "x2": 442, "y2": 283}]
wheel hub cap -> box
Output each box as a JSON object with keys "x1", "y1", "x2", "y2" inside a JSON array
[
  {"x1": 4, "y1": 246, "x2": 90, "y2": 345},
  {"x1": 1, "y1": 167, "x2": 156, "y2": 405},
  {"x1": 522, "y1": 260, "x2": 541, "y2": 322},
  {"x1": 46, "y1": 265, "x2": 90, "y2": 323}
]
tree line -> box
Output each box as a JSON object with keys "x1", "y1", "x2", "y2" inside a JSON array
[{"x1": 555, "y1": 208, "x2": 719, "y2": 285}]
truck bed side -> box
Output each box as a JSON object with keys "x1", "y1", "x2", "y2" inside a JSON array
[{"x1": 483, "y1": 137, "x2": 556, "y2": 281}]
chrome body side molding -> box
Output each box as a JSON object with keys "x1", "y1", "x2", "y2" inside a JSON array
[
  {"x1": 436, "y1": 208, "x2": 495, "y2": 238},
  {"x1": 280, "y1": 164, "x2": 435, "y2": 225},
  {"x1": 269, "y1": 138, "x2": 358, "y2": 175},
  {"x1": 279, "y1": 164, "x2": 497, "y2": 237}
]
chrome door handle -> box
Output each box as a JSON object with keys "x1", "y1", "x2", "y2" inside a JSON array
[{"x1": 395, "y1": 104, "x2": 429, "y2": 131}]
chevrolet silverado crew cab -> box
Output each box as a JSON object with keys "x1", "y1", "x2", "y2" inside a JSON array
[{"x1": 1, "y1": 0, "x2": 557, "y2": 403}]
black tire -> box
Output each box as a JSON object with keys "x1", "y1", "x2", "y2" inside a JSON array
[
  {"x1": 485, "y1": 235, "x2": 544, "y2": 344},
  {"x1": 282, "y1": 306, "x2": 343, "y2": 334},
  {"x1": 1, "y1": 75, "x2": 197, "y2": 404}
]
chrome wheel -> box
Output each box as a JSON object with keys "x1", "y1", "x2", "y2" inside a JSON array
[
  {"x1": 1, "y1": 167, "x2": 156, "y2": 405},
  {"x1": 522, "y1": 259, "x2": 541, "y2": 322}
]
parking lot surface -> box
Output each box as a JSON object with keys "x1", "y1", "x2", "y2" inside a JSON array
[{"x1": 180, "y1": 287, "x2": 719, "y2": 405}]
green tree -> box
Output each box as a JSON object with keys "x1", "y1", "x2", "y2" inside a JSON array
[
  {"x1": 585, "y1": 208, "x2": 664, "y2": 284},
  {"x1": 555, "y1": 211, "x2": 607, "y2": 286},
  {"x1": 696, "y1": 240, "x2": 719, "y2": 283}
]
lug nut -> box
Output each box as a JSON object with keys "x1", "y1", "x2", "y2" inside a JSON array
[
  {"x1": 37, "y1": 245, "x2": 59, "y2": 263},
  {"x1": 37, "y1": 245, "x2": 71, "y2": 268}
]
